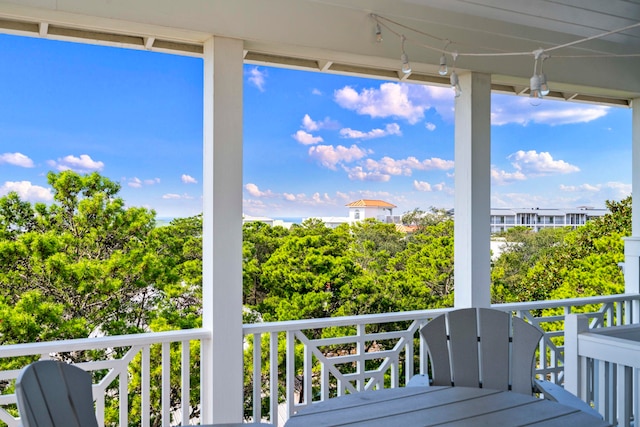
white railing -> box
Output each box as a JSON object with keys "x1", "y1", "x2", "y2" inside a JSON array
[
  {"x1": 0, "y1": 329, "x2": 209, "y2": 427},
  {"x1": 0, "y1": 294, "x2": 638, "y2": 426},
  {"x1": 565, "y1": 312, "x2": 640, "y2": 427},
  {"x1": 244, "y1": 294, "x2": 640, "y2": 426}
]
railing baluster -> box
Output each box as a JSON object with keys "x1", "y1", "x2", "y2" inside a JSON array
[
  {"x1": 357, "y1": 324, "x2": 365, "y2": 392},
  {"x1": 120, "y1": 360, "x2": 128, "y2": 427},
  {"x1": 303, "y1": 339, "x2": 312, "y2": 404},
  {"x1": 161, "y1": 342, "x2": 170, "y2": 426},
  {"x1": 142, "y1": 345, "x2": 150, "y2": 427},
  {"x1": 253, "y1": 332, "x2": 262, "y2": 422},
  {"x1": 181, "y1": 340, "x2": 190, "y2": 427},
  {"x1": 270, "y1": 332, "x2": 279, "y2": 426},
  {"x1": 286, "y1": 330, "x2": 296, "y2": 417}
]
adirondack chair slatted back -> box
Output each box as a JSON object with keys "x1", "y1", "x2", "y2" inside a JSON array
[
  {"x1": 421, "y1": 308, "x2": 543, "y2": 395},
  {"x1": 16, "y1": 360, "x2": 99, "y2": 427}
]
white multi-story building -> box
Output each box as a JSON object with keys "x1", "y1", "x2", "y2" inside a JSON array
[
  {"x1": 346, "y1": 199, "x2": 398, "y2": 223},
  {"x1": 490, "y1": 207, "x2": 607, "y2": 233}
]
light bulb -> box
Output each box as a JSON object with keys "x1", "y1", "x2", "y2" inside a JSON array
[
  {"x1": 401, "y1": 53, "x2": 411, "y2": 74},
  {"x1": 529, "y1": 74, "x2": 542, "y2": 106},
  {"x1": 450, "y1": 71, "x2": 461, "y2": 97},
  {"x1": 439, "y1": 53, "x2": 448, "y2": 76},
  {"x1": 538, "y1": 73, "x2": 550, "y2": 96},
  {"x1": 375, "y1": 23, "x2": 383, "y2": 43}
]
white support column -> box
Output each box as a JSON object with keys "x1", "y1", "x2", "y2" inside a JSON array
[
  {"x1": 202, "y1": 36, "x2": 244, "y2": 423},
  {"x1": 624, "y1": 98, "x2": 640, "y2": 323},
  {"x1": 454, "y1": 72, "x2": 492, "y2": 308}
]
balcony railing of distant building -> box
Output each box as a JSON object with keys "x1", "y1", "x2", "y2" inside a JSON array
[{"x1": 0, "y1": 294, "x2": 638, "y2": 426}]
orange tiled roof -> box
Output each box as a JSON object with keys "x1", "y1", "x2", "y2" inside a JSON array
[
  {"x1": 395, "y1": 224, "x2": 418, "y2": 233},
  {"x1": 345, "y1": 199, "x2": 397, "y2": 208}
]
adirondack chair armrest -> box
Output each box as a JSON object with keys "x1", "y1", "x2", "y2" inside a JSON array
[
  {"x1": 533, "y1": 379, "x2": 602, "y2": 419},
  {"x1": 406, "y1": 373, "x2": 431, "y2": 387}
]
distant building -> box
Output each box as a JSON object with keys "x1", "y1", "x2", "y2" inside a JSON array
[
  {"x1": 346, "y1": 199, "x2": 398, "y2": 223},
  {"x1": 490, "y1": 207, "x2": 607, "y2": 233},
  {"x1": 304, "y1": 199, "x2": 401, "y2": 229}
]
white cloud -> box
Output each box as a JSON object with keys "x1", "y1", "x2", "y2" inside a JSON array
[
  {"x1": 492, "y1": 95, "x2": 609, "y2": 126},
  {"x1": 247, "y1": 67, "x2": 266, "y2": 92},
  {"x1": 48, "y1": 154, "x2": 104, "y2": 172},
  {"x1": 292, "y1": 130, "x2": 324, "y2": 145},
  {"x1": 245, "y1": 183, "x2": 275, "y2": 198},
  {"x1": 312, "y1": 88, "x2": 322, "y2": 96},
  {"x1": 0, "y1": 181, "x2": 53, "y2": 201},
  {"x1": 413, "y1": 180, "x2": 432, "y2": 191},
  {"x1": 363, "y1": 156, "x2": 454, "y2": 176},
  {"x1": 300, "y1": 114, "x2": 339, "y2": 132},
  {"x1": 283, "y1": 193, "x2": 296, "y2": 201},
  {"x1": 425, "y1": 122, "x2": 437, "y2": 131},
  {"x1": 345, "y1": 166, "x2": 391, "y2": 182},
  {"x1": 432, "y1": 182, "x2": 447, "y2": 191},
  {"x1": 0, "y1": 152, "x2": 34, "y2": 168},
  {"x1": 181, "y1": 174, "x2": 197, "y2": 184},
  {"x1": 128, "y1": 177, "x2": 160, "y2": 188},
  {"x1": 336, "y1": 191, "x2": 349, "y2": 201},
  {"x1": 340, "y1": 123, "x2": 402, "y2": 140},
  {"x1": 559, "y1": 184, "x2": 599, "y2": 192},
  {"x1": 413, "y1": 180, "x2": 448, "y2": 192},
  {"x1": 308, "y1": 144, "x2": 369, "y2": 169},
  {"x1": 334, "y1": 83, "x2": 429, "y2": 124},
  {"x1": 491, "y1": 168, "x2": 527, "y2": 185},
  {"x1": 128, "y1": 177, "x2": 142, "y2": 188},
  {"x1": 560, "y1": 181, "x2": 631, "y2": 198},
  {"x1": 302, "y1": 114, "x2": 319, "y2": 131},
  {"x1": 162, "y1": 193, "x2": 193, "y2": 200},
  {"x1": 508, "y1": 150, "x2": 580, "y2": 175}
]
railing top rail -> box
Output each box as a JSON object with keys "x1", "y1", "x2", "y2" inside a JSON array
[
  {"x1": 0, "y1": 328, "x2": 211, "y2": 358},
  {"x1": 495, "y1": 293, "x2": 639, "y2": 311},
  {"x1": 242, "y1": 308, "x2": 451, "y2": 334},
  {"x1": 243, "y1": 294, "x2": 638, "y2": 334}
]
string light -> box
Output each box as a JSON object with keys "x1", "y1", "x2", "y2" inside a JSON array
[
  {"x1": 400, "y1": 35, "x2": 411, "y2": 74},
  {"x1": 375, "y1": 23, "x2": 383, "y2": 43},
  {"x1": 528, "y1": 49, "x2": 548, "y2": 105},
  {"x1": 538, "y1": 54, "x2": 550, "y2": 96},
  {"x1": 438, "y1": 53, "x2": 448, "y2": 76},
  {"x1": 450, "y1": 52, "x2": 461, "y2": 97},
  {"x1": 370, "y1": 13, "x2": 640, "y2": 102}
]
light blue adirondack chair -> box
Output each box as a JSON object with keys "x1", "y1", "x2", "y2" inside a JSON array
[
  {"x1": 408, "y1": 308, "x2": 602, "y2": 420},
  {"x1": 16, "y1": 360, "x2": 99, "y2": 427},
  {"x1": 16, "y1": 360, "x2": 275, "y2": 427}
]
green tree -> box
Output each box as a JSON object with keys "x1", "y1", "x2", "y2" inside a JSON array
[
  {"x1": 257, "y1": 220, "x2": 359, "y2": 321},
  {"x1": 517, "y1": 197, "x2": 630, "y2": 302},
  {"x1": 491, "y1": 227, "x2": 571, "y2": 303},
  {"x1": 0, "y1": 171, "x2": 205, "y2": 426}
]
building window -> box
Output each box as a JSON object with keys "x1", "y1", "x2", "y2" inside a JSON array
[{"x1": 354, "y1": 209, "x2": 360, "y2": 220}]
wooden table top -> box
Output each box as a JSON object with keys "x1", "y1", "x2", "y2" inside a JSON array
[{"x1": 284, "y1": 386, "x2": 611, "y2": 427}]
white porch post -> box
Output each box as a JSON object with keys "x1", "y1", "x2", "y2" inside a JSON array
[
  {"x1": 454, "y1": 72, "x2": 492, "y2": 308},
  {"x1": 624, "y1": 98, "x2": 640, "y2": 323},
  {"x1": 202, "y1": 36, "x2": 244, "y2": 423}
]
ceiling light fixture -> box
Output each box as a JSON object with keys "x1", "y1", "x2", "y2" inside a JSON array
[
  {"x1": 439, "y1": 53, "x2": 448, "y2": 76},
  {"x1": 529, "y1": 49, "x2": 547, "y2": 105},
  {"x1": 375, "y1": 23, "x2": 383, "y2": 43},
  {"x1": 400, "y1": 35, "x2": 411, "y2": 74},
  {"x1": 450, "y1": 52, "x2": 461, "y2": 97}
]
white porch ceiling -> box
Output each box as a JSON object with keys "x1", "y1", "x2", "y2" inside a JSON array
[{"x1": 0, "y1": 0, "x2": 639, "y2": 105}]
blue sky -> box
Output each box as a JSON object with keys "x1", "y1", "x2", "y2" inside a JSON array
[{"x1": 0, "y1": 34, "x2": 632, "y2": 220}]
